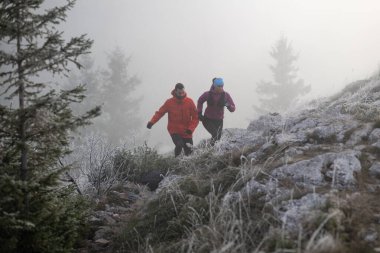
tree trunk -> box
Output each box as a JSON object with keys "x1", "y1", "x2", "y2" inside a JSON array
[{"x1": 16, "y1": 4, "x2": 29, "y2": 215}]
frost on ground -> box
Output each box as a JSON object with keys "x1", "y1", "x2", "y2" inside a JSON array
[{"x1": 73, "y1": 76, "x2": 380, "y2": 253}]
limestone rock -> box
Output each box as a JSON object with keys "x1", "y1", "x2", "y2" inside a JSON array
[{"x1": 271, "y1": 151, "x2": 361, "y2": 189}]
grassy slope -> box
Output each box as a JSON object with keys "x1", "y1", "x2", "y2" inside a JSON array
[{"x1": 111, "y1": 76, "x2": 380, "y2": 253}]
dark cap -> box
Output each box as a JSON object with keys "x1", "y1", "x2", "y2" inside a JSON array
[{"x1": 175, "y1": 83, "x2": 185, "y2": 90}]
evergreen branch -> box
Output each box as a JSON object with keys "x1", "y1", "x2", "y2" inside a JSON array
[
  {"x1": 16, "y1": 35, "x2": 93, "y2": 78},
  {"x1": 0, "y1": 80, "x2": 18, "y2": 97},
  {"x1": 0, "y1": 70, "x2": 13, "y2": 77},
  {"x1": 32, "y1": 0, "x2": 75, "y2": 30}
]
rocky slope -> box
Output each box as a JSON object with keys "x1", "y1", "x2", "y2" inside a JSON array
[{"x1": 82, "y1": 76, "x2": 380, "y2": 253}]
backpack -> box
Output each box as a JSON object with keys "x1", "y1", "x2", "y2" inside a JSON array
[{"x1": 207, "y1": 91, "x2": 225, "y2": 108}]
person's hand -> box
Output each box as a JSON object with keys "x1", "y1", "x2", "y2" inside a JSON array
[
  {"x1": 185, "y1": 129, "x2": 192, "y2": 135},
  {"x1": 198, "y1": 112, "x2": 204, "y2": 122},
  {"x1": 147, "y1": 122, "x2": 153, "y2": 129},
  {"x1": 225, "y1": 103, "x2": 233, "y2": 111}
]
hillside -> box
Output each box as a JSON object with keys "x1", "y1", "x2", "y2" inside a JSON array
[{"x1": 81, "y1": 75, "x2": 380, "y2": 253}]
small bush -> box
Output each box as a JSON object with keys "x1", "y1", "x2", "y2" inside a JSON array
[
  {"x1": 114, "y1": 144, "x2": 176, "y2": 184},
  {"x1": 115, "y1": 191, "x2": 188, "y2": 251}
]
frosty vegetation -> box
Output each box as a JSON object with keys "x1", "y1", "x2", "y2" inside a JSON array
[
  {"x1": 2, "y1": 1, "x2": 380, "y2": 253},
  {"x1": 66, "y1": 72, "x2": 380, "y2": 253}
]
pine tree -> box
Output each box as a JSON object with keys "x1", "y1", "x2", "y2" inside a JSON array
[
  {"x1": 99, "y1": 47, "x2": 142, "y2": 145},
  {"x1": 66, "y1": 54, "x2": 102, "y2": 116},
  {"x1": 68, "y1": 47, "x2": 142, "y2": 145},
  {"x1": 254, "y1": 36, "x2": 311, "y2": 114},
  {"x1": 0, "y1": 1, "x2": 99, "y2": 252}
]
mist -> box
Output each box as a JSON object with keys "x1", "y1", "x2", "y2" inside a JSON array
[{"x1": 61, "y1": 0, "x2": 380, "y2": 152}]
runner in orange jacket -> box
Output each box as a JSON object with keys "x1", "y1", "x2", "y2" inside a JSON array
[{"x1": 147, "y1": 83, "x2": 199, "y2": 157}]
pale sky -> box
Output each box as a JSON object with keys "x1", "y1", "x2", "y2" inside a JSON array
[{"x1": 61, "y1": 0, "x2": 380, "y2": 151}]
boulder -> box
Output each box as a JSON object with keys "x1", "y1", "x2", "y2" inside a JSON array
[
  {"x1": 369, "y1": 128, "x2": 380, "y2": 143},
  {"x1": 271, "y1": 151, "x2": 361, "y2": 189},
  {"x1": 369, "y1": 162, "x2": 380, "y2": 179},
  {"x1": 278, "y1": 193, "x2": 327, "y2": 233},
  {"x1": 247, "y1": 113, "x2": 283, "y2": 135}
]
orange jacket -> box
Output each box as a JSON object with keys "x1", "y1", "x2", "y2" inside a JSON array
[{"x1": 149, "y1": 90, "x2": 199, "y2": 138}]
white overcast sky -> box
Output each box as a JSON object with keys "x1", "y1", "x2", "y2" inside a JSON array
[{"x1": 61, "y1": 0, "x2": 380, "y2": 150}]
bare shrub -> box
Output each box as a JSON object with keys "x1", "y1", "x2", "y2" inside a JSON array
[
  {"x1": 65, "y1": 135, "x2": 126, "y2": 196},
  {"x1": 64, "y1": 135, "x2": 175, "y2": 197}
]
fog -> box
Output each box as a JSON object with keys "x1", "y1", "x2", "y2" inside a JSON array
[{"x1": 62, "y1": 0, "x2": 380, "y2": 152}]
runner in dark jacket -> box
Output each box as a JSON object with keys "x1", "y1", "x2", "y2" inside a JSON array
[{"x1": 197, "y1": 78, "x2": 235, "y2": 145}]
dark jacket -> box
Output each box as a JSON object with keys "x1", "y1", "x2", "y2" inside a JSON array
[{"x1": 197, "y1": 85, "x2": 235, "y2": 120}]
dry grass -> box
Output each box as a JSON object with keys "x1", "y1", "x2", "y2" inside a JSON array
[{"x1": 106, "y1": 77, "x2": 380, "y2": 252}]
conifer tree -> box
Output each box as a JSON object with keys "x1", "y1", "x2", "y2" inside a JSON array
[
  {"x1": 0, "y1": 0, "x2": 99, "y2": 252},
  {"x1": 254, "y1": 36, "x2": 311, "y2": 114},
  {"x1": 66, "y1": 54, "x2": 101, "y2": 116},
  {"x1": 68, "y1": 48, "x2": 142, "y2": 145},
  {"x1": 99, "y1": 47, "x2": 142, "y2": 144}
]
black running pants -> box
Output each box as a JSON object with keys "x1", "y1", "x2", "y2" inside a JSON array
[
  {"x1": 171, "y1": 134, "x2": 193, "y2": 157},
  {"x1": 202, "y1": 117, "x2": 223, "y2": 145}
]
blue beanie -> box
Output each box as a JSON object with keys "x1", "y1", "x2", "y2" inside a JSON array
[{"x1": 213, "y1": 78, "x2": 224, "y2": 87}]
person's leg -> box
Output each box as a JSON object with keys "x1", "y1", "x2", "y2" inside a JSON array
[
  {"x1": 215, "y1": 119, "x2": 224, "y2": 141},
  {"x1": 202, "y1": 117, "x2": 218, "y2": 142},
  {"x1": 183, "y1": 138, "x2": 193, "y2": 156},
  {"x1": 202, "y1": 117, "x2": 220, "y2": 145},
  {"x1": 171, "y1": 134, "x2": 184, "y2": 157}
]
